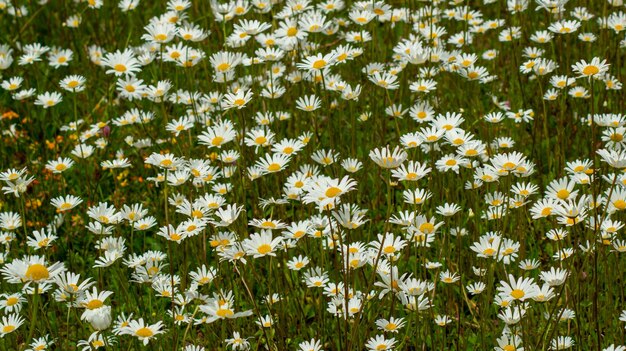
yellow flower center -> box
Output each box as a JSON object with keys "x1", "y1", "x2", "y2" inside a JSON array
[
  {"x1": 210, "y1": 136, "x2": 225, "y2": 146},
  {"x1": 312, "y1": 60, "x2": 326, "y2": 69},
  {"x1": 510, "y1": 289, "x2": 525, "y2": 299},
  {"x1": 325, "y1": 187, "x2": 342, "y2": 198},
  {"x1": 483, "y1": 248, "x2": 496, "y2": 256},
  {"x1": 114, "y1": 64, "x2": 127, "y2": 72},
  {"x1": 25, "y1": 264, "x2": 49, "y2": 281},
  {"x1": 582, "y1": 65, "x2": 599, "y2": 76},
  {"x1": 350, "y1": 259, "x2": 360, "y2": 268},
  {"x1": 556, "y1": 189, "x2": 570, "y2": 200},
  {"x1": 384, "y1": 245, "x2": 397, "y2": 254},
  {"x1": 419, "y1": 222, "x2": 435, "y2": 234},
  {"x1": 59, "y1": 202, "x2": 73, "y2": 210},
  {"x1": 216, "y1": 308, "x2": 234, "y2": 317},
  {"x1": 614, "y1": 199, "x2": 626, "y2": 210},
  {"x1": 290, "y1": 231, "x2": 303, "y2": 239},
  {"x1": 406, "y1": 172, "x2": 418, "y2": 180},
  {"x1": 502, "y1": 162, "x2": 516, "y2": 170},
  {"x1": 385, "y1": 322, "x2": 397, "y2": 330},
  {"x1": 92, "y1": 340, "x2": 104, "y2": 347},
  {"x1": 147, "y1": 266, "x2": 159, "y2": 276},
  {"x1": 257, "y1": 244, "x2": 272, "y2": 254},
  {"x1": 135, "y1": 327, "x2": 154, "y2": 337},
  {"x1": 86, "y1": 299, "x2": 103, "y2": 309},
  {"x1": 267, "y1": 163, "x2": 281, "y2": 172},
  {"x1": 7, "y1": 173, "x2": 19, "y2": 180},
  {"x1": 261, "y1": 221, "x2": 276, "y2": 229}
]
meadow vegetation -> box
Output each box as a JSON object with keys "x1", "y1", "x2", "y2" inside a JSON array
[{"x1": 1, "y1": 0, "x2": 626, "y2": 350}]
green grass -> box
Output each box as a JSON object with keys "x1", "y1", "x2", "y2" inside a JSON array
[{"x1": 0, "y1": 0, "x2": 625, "y2": 350}]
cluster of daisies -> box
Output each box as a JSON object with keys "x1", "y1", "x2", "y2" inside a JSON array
[{"x1": 2, "y1": 0, "x2": 626, "y2": 350}]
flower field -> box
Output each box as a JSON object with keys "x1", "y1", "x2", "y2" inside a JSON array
[{"x1": 1, "y1": 0, "x2": 626, "y2": 350}]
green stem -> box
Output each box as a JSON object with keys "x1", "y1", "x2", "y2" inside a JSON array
[{"x1": 25, "y1": 283, "x2": 39, "y2": 351}]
